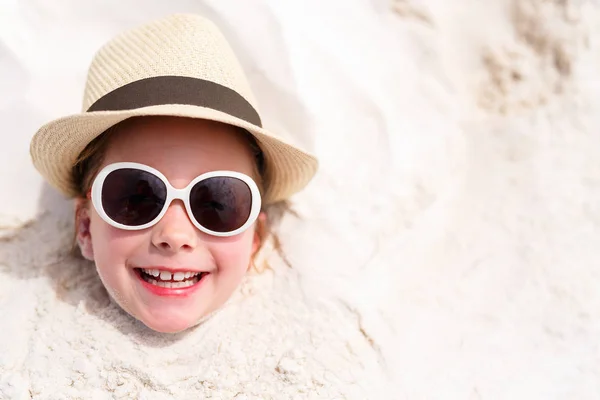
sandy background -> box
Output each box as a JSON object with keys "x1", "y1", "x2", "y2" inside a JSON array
[{"x1": 1, "y1": 0, "x2": 600, "y2": 398}]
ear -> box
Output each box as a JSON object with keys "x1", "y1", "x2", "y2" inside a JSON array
[
  {"x1": 251, "y1": 212, "x2": 267, "y2": 255},
  {"x1": 75, "y1": 198, "x2": 95, "y2": 261}
]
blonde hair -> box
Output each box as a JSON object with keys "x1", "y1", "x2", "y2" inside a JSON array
[{"x1": 72, "y1": 117, "x2": 293, "y2": 272}]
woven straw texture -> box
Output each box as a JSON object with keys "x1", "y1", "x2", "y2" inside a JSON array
[{"x1": 30, "y1": 14, "x2": 318, "y2": 204}]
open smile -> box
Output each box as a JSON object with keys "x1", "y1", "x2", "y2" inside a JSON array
[{"x1": 133, "y1": 268, "x2": 209, "y2": 297}]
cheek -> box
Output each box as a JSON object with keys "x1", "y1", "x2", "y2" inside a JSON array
[
  {"x1": 89, "y1": 212, "x2": 144, "y2": 283},
  {"x1": 210, "y1": 230, "x2": 255, "y2": 276}
]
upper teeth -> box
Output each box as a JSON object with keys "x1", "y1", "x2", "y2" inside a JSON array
[{"x1": 142, "y1": 269, "x2": 200, "y2": 281}]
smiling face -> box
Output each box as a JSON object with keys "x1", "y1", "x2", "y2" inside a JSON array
[{"x1": 75, "y1": 116, "x2": 263, "y2": 333}]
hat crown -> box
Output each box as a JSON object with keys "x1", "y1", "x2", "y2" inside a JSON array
[{"x1": 82, "y1": 14, "x2": 257, "y2": 112}]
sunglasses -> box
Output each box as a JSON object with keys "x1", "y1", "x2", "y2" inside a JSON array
[{"x1": 89, "y1": 162, "x2": 262, "y2": 237}]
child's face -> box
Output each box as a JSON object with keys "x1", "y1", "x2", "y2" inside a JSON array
[{"x1": 76, "y1": 117, "x2": 262, "y2": 333}]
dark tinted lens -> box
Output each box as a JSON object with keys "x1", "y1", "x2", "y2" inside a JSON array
[
  {"x1": 189, "y1": 176, "x2": 252, "y2": 233},
  {"x1": 102, "y1": 168, "x2": 167, "y2": 226}
]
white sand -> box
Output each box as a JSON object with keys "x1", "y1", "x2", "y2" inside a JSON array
[{"x1": 2, "y1": 0, "x2": 600, "y2": 398}]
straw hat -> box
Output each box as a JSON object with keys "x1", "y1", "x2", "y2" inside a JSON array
[{"x1": 30, "y1": 13, "x2": 318, "y2": 204}]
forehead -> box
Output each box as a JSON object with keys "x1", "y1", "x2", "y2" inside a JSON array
[{"x1": 101, "y1": 117, "x2": 256, "y2": 180}]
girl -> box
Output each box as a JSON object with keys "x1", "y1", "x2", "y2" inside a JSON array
[{"x1": 30, "y1": 13, "x2": 318, "y2": 333}]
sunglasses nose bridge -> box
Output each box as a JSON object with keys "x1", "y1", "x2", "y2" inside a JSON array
[
  {"x1": 162, "y1": 187, "x2": 192, "y2": 221},
  {"x1": 170, "y1": 187, "x2": 188, "y2": 201}
]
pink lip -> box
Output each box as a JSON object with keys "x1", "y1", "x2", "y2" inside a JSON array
[{"x1": 133, "y1": 268, "x2": 209, "y2": 297}]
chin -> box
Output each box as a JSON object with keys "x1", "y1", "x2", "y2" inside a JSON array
[{"x1": 141, "y1": 315, "x2": 197, "y2": 333}]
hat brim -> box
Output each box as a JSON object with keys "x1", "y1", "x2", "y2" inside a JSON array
[{"x1": 30, "y1": 104, "x2": 318, "y2": 204}]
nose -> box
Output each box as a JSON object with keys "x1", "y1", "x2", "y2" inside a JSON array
[{"x1": 151, "y1": 200, "x2": 197, "y2": 253}]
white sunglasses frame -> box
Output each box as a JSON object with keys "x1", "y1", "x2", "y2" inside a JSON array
[{"x1": 90, "y1": 162, "x2": 262, "y2": 237}]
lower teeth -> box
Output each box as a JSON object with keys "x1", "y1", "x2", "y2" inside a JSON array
[{"x1": 147, "y1": 278, "x2": 198, "y2": 288}]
